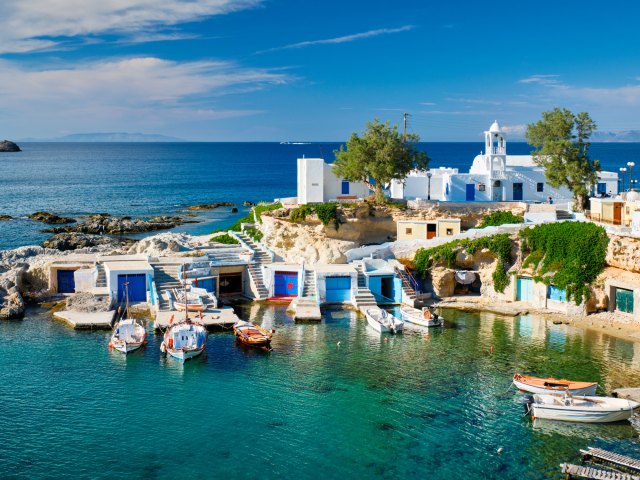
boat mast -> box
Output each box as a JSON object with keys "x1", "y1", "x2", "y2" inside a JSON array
[
  {"x1": 183, "y1": 265, "x2": 188, "y2": 323},
  {"x1": 125, "y1": 278, "x2": 130, "y2": 319}
]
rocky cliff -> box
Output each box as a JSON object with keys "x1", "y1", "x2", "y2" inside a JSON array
[{"x1": 0, "y1": 140, "x2": 21, "y2": 152}]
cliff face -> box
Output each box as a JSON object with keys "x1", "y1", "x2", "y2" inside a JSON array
[{"x1": 606, "y1": 235, "x2": 640, "y2": 273}]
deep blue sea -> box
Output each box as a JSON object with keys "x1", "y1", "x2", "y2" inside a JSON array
[
  {"x1": 1, "y1": 142, "x2": 638, "y2": 250},
  {"x1": 2, "y1": 305, "x2": 640, "y2": 479}
]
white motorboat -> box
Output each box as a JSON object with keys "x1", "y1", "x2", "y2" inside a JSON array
[
  {"x1": 400, "y1": 306, "x2": 444, "y2": 327},
  {"x1": 365, "y1": 308, "x2": 403, "y2": 334},
  {"x1": 525, "y1": 393, "x2": 640, "y2": 423},
  {"x1": 172, "y1": 288, "x2": 205, "y2": 312},
  {"x1": 109, "y1": 279, "x2": 147, "y2": 354},
  {"x1": 160, "y1": 318, "x2": 208, "y2": 362}
]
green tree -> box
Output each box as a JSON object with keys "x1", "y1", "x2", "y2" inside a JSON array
[
  {"x1": 525, "y1": 108, "x2": 599, "y2": 211},
  {"x1": 333, "y1": 119, "x2": 429, "y2": 203}
]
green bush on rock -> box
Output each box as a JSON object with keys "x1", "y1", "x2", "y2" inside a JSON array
[
  {"x1": 478, "y1": 211, "x2": 523, "y2": 228},
  {"x1": 519, "y1": 222, "x2": 608, "y2": 304},
  {"x1": 290, "y1": 202, "x2": 340, "y2": 230}
]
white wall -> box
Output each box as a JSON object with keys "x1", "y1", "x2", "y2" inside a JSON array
[
  {"x1": 297, "y1": 158, "x2": 324, "y2": 204},
  {"x1": 323, "y1": 162, "x2": 370, "y2": 201}
]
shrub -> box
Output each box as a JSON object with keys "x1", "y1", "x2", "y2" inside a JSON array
[
  {"x1": 290, "y1": 202, "x2": 340, "y2": 230},
  {"x1": 213, "y1": 202, "x2": 281, "y2": 234},
  {"x1": 478, "y1": 210, "x2": 523, "y2": 228},
  {"x1": 519, "y1": 222, "x2": 608, "y2": 304},
  {"x1": 413, "y1": 233, "x2": 514, "y2": 293},
  {"x1": 244, "y1": 226, "x2": 263, "y2": 242},
  {"x1": 211, "y1": 233, "x2": 239, "y2": 245}
]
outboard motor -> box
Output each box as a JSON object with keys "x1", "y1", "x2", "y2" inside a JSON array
[{"x1": 520, "y1": 394, "x2": 535, "y2": 415}]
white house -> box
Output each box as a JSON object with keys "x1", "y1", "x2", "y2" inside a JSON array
[
  {"x1": 388, "y1": 121, "x2": 618, "y2": 203},
  {"x1": 297, "y1": 157, "x2": 370, "y2": 204}
]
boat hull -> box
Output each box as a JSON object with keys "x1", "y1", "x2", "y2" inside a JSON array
[
  {"x1": 234, "y1": 321, "x2": 273, "y2": 348},
  {"x1": 174, "y1": 302, "x2": 205, "y2": 312},
  {"x1": 365, "y1": 309, "x2": 403, "y2": 334},
  {"x1": 166, "y1": 346, "x2": 206, "y2": 362},
  {"x1": 513, "y1": 378, "x2": 597, "y2": 396},
  {"x1": 400, "y1": 307, "x2": 444, "y2": 327},
  {"x1": 531, "y1": 394, "x2": 639, "y2": 423},
  {"x1": 111, "y1": 340, "x2": 145, "y2": 354}
]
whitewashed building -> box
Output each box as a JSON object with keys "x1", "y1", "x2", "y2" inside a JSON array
[
  {"x1": 390, "y1": 121, "x2": 618, "y2": 202},
  {"x1": 297, "y1": 157, "x2": 370, "y2": 204}
]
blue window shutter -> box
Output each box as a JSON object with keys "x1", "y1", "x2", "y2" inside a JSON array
[{"x1": 341, "y1": 180, "x2": 349, "y2": 195}]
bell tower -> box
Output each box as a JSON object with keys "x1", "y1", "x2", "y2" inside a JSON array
[{"x1": 484, "y1": 120, "x2": 506, "y2": 175}]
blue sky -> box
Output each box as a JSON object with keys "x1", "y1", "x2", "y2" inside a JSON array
[{"x1": 0, "y1": 0, "x2": 639, "y2": 141}]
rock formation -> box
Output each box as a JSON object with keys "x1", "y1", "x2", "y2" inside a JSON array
[
  {"x1": 127, "y1": 232, "x2": 209, "y2": 257},
  {"x1": 66, "y1": 292, "x2": 110, "y2": 313},
  {"x1": 45, "y1": 214, "x2": 195, "y2": 235},
  {"x1": 0, "y1": 215, "x2": 12, "y2": 221},
  {"x1": 186, "y1": 202, "x2": 234, "y2": 211},
  {"x1": 0, "y1": 140, "x2": 21, "y2": 152},
  {"x1": 29, "y1": 211, "x2": 76, "y2": 224},
  {"x1": 42, "y1": 233, "x2": 124, "y2": 251}
]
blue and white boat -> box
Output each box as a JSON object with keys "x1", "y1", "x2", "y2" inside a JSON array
[
  {"x1": 529, "y1": 393, "x2": 639, "y2": 423},
  {"x1": 160, "y1": 320, "x2": 208, "y2": 362}
]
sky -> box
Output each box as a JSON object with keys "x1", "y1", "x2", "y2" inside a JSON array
[{"x1": 0, "y1": 0, "x2": 639, "y2": 141}]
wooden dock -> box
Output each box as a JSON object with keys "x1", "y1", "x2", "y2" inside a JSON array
[
  {"x1": 154, "y1": 307, "x2": 240, "y2": 330},
  {"x1": 581, "y1": 447, "x2": 640, "y2": 473},
  {"x1": 561, "y1": 463, "x2": 640, "y2": 480},
  {"x1": 53, "y1": 310, "x2": 116, "y2": 330}
]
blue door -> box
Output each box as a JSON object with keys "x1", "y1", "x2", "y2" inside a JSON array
[
  {"x1": 513, "y1": 182, "x2": 523, "y2": 201},
  {"x1": 325, "y1": 276, "x2": 351, "y2": 303},
  {"x1": 341, "y1": 180, "x2": 350, "y2": 195},
  {"x1": 274, "y1": 272, "x2": 298, "y2": 297},
  {"x1": 57, "y1": 270, "x2": 76, "y2": 293},
  {"x1": 466, "y1": 184, "x2": 475, "y2": 201},
  {"x1": 516, "y1": 277, "x2": 533, "y2": 302},
  {"x1": 196, "y1": 278, "x2": 215, "y2": 293},
  {"x1": 118, "y1": 274, "x2": 147, "y2": 302}
]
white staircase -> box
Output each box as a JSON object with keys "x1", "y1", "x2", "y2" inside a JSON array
[
  {"x1": 95, "y1": 262, "x2": 107, "y2": 288},
  {"x1": 234, "y1": 231, "x2": 272, "y2": 300},
  {"x1": 302, "y1": 269, "x2": 317, "y2": 298},
  {"x1": 395, "y1": 266, "x2": 419, "y2": 306},
  {"x1": 352, "y1": 261, "x2": 377, "y2": 312},
  {"x1": 151, "y1": 261, "x2": 182, "y2": 311}
]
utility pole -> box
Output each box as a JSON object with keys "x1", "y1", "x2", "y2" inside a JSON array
[{"x1": 403, "y1": 112, "x2": 408, "y2": 143}]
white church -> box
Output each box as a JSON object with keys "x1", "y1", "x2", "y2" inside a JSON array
[{"x1": 297, "y1": 121, "x2": 619, "y2": 205}]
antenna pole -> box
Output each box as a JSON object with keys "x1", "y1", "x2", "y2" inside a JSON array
[{"x1": 403, "y1": 112, "x2": 408, "y2": 143}]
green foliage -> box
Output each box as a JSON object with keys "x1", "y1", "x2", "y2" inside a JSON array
[
  {"x1": 478, "y1": 210, "x2": 523, "y2": 228},
  {"x1": 244, "y1": 226, "x2": 263, "y2": 242},
  {"x1": 290, "y1": 202, "x2": 340, "y2": 230},
  {"x1": 213, "y1": 202, "x2": 281, "y2": 234},
  {"x1": 519, "y1": 222, "x2": 609, "y2": 304},
  {"x1": 525, "y1": 108, "x2": 599, "y2": 211},
  {"x1": 413, "y1": 234, "x2": 513, "y2": 293},
  {"x1": 254, "y1": 202, "x2": 282, "y2": 222},
  {"x1": 211, "y1": 233, "x2": 239, "y2": 245},
  {"x1": 333, "y1": 119, "x2": 429, "y2": 203}
]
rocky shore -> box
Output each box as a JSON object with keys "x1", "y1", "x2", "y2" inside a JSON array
[
  {"x1": 185, "y1": 202, "x2": 234, "y2": 211},
  {"x1": 44, "y1": 213, "x2": 195, "y2": 235},
  {"x1": 29, "y1": 211, "x2": 76, "y2": 224},
  {"x1": 41, "y1": 233, "x2": 128, "y2": 251},
  {"x1": 0, "y1": 140, "x2": 21, "y2": 152}
]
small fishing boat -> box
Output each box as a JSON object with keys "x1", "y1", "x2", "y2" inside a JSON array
[
  {"x1": 400, "y1": 306, "x2": 444, "y2": 327},
  {"x1": 513, "y1": 374, "x2": 597, "y2": 396},
  {"x1": 109, "y1": 280, "x2": 147, "y2": 354},
  {"x1": 160, "y1": 318, "x2": 208, "y2": 362},
  {"x1": 365, "y1": 307, "x2": 403, "y2": 334},
  {"x1": 524, "y1": 393, "x2": 639, "y2": 423},
  {"x1": 172, "y1": 288, "x2": 205, "y2": 312},
  {"x1": 234, "y1": 320, "x2": 273, "y2": 348}
]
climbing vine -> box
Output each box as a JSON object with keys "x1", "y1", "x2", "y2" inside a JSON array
[
  {"x1": 413, "y1": 233, "x2": 514, "y2": 293},
  {"x1": 290, "y1": 202, "x2": 340, "y2": 230},
  {"x1": 519, "y1": 222, "x2": 608, "y2": 305}
]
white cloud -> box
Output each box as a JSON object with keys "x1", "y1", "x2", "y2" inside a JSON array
[
  {"x1": 0, "y1": 0, "x2": 262, "y2": 53},
  {"x1": 420, "y1": 101, "x2": 436, "y2": 106},
  {"x1": 0, "y1": 56, "x2": 292, "y2": 137},
  {"x1": 517, "y1": 74, "x2": 561, "y2": 86},
  {"x1": 256, "y1": 26, "x2": 415, "y2": 54},
  {"x1": 445, "y1": 97, "x2": 502, "y2": 106},
  {"x1": 501, "y1": 124, "x2": 527, "y2": 136}
]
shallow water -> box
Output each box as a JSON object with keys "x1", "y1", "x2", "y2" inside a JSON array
[{"x1": 2, "y1": 305, "x2": 640, "y2": 479}]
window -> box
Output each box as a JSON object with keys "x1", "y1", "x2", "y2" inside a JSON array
[
  {"x1": 547, "y1": 285, "x2": 567, "y2": 302},
  {"x1": 405, "y1": 228, "x2": 412, "y2": 235},
  {"x1": 446, "y1": 228, "x2": 453, "y2": 236},
  {"x1": 478, "y1": 183, "x2": 486, "y2": 192},
  {"x1": 597, "y1": 183, "x2": 607, "y2": 195},
  {"x1": 341, "y1": 180, "x2": 350, "y2": 195},
  {"x1": 537, "y1": 182, "x2": 544, "y2": 192}
]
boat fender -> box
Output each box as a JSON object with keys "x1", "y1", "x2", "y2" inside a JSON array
[
  {"x1": 520, "y1": 394, "x2": 534, "y2": 415},
  {"x1": 168, "y1": 338, "x2": 174, "y2": 348}
]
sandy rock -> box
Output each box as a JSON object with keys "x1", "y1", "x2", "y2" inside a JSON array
[
  {"x1": 66, "y1": 292, "x2": 111, "y2": 313},
  {"x1": 606, "y1": 235, "x2": 640, "y2": 273},
  {"x1": 430, "y1": 267, "x2": 455, "y2": 297},
  {"x1": 128, "y1": 232, "x2": 209, "y2": 257}
]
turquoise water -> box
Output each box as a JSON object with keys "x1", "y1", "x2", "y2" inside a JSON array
[{"x1": 2, "y1": 306, "x2": 640, "y2": 479}]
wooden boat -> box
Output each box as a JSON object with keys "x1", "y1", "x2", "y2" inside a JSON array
[
  {"x1": 110, "y1": 318, "x2": 147, "y2": 354},
  {"x1": 233, "y1": 320, "x2": 273, "y2": 348},
  {"x1": 172, "y1": 288, "x2": 205, "y2": 312},
  {"x1": 400, "y1": 306, "x2": 444, "y2": 327},
  {"x1": 526, "y1": 393, "x2": 639, "y2": 423},
  {"x1": 365, "y1": 307, "x2": 403, "y2": 334},
  {"x1": 160, "y1": 318, "x2": 208, "y2": 362},
  {"x1": 109, "y1": 279, "x2": 147, "y2": 354},
  {"x1": 513, "y1": 374, "x2": 597, "y2": 396}
]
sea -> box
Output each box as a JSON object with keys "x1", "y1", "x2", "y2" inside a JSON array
[
  {"x1": 1, "y1": 142, "x2": 639, "y2": 250},
  {"x1": 2, "y1": 305, "x2": 640, "y2": 479}
]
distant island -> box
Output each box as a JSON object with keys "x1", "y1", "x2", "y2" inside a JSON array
[
  {"x1": 20, "y1": 132, "x2": 187, "y2": 143},
  {"x1": 591, "y1": 130, "x2": 640, "y2": 142}
]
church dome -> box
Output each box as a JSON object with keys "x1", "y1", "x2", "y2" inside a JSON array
[
  {"x1": 489, "y1": 120, "x2": 502, "y2": 134},
  {"x1": 627, "y1": 191, "x2": 640, "y2": 202}
]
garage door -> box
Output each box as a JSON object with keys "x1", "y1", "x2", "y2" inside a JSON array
[
  {"x1": 57, "y1": 270, "x2": 76, "y2": 293},
  {"x1": 118, "y1": 274, "x2": 147, "y2": 302},
  {"x1": 616, "y1": 288, "x2": 634, "y2": 314},
  {"x1": 325, "y1": 276, "x2": 351, "y2": 303},
  {"x1": 274, "y1": 272, "x2": 298, "y2": 297},
  {"x1": 516, "y1": 277, "x2": 533, "y2": 302}
]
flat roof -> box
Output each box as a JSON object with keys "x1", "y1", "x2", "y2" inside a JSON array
[
  {"x1": 104, "y1": 260, "x2": 153, "y2": 272},
  {"x1": 314, "y1": 264, "x2": 356, "y2": 273},
  {"x1": 397, "y1": 218, "x2": 461, "y2": 224}
]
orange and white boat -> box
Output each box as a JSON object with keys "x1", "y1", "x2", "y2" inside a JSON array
[
  {"x1": 513, "y1": 374, "x2": 597, "y2": 396},
  {"x1": 233, "y1": 320, "x2": 273, "y2": 348},
  {"x1": 172, "y1": 288, "x2": 205, "y2": 312}
]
